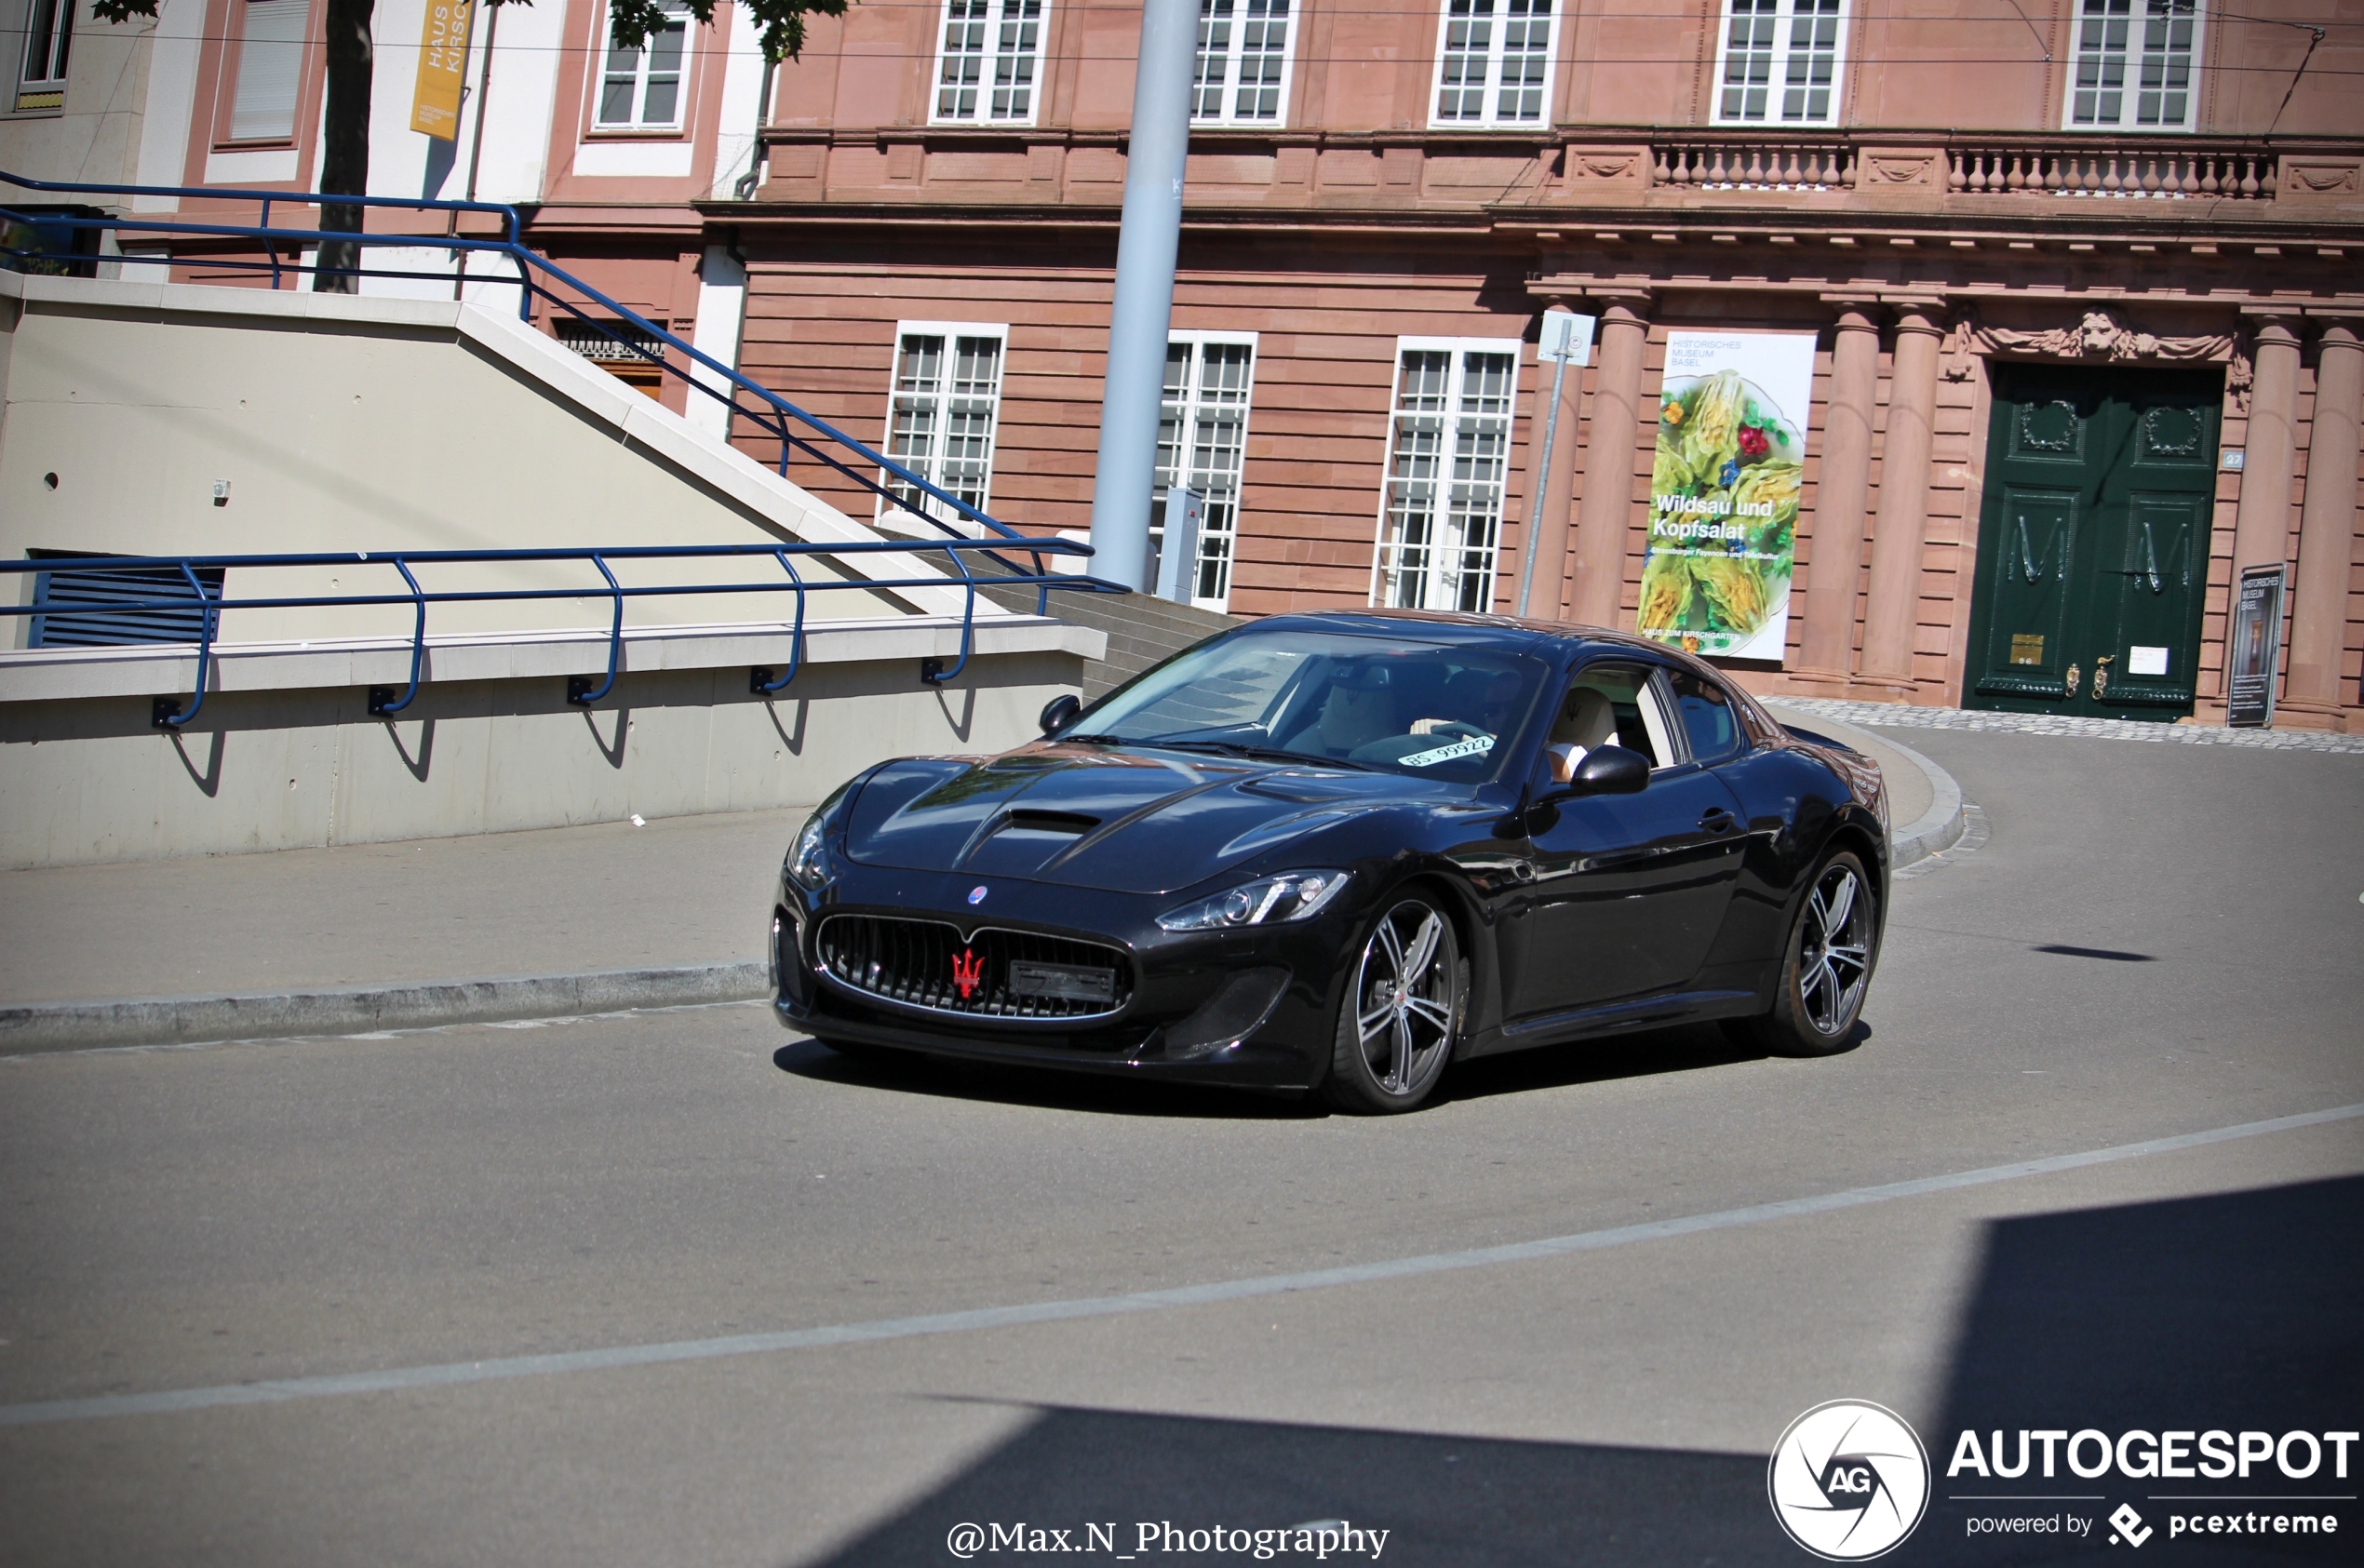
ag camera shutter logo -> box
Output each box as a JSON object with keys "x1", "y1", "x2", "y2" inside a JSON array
[{"x1": 1768, "y1": 1400, "x2": 1931, "y2": 1561}]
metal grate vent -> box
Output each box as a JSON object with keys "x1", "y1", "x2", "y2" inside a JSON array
[{"x1": 28, "y1": 552, "x2": 225, "y2": 647}]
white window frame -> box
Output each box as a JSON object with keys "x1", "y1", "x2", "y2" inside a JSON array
[
  {"x1": 1428, "y1": 0, "x2": 1561, "y2": 130},
  {"x1": 2062, "y1": 0, "x2": 2202, "y2": 132},
  {"x1": 1154, "y1": 329, "x2": 1259, "y2": 612},
  {"x1": 928, "y1": 0, "x2": 1050, "y2": 127},
  {"x1": 1708, "y1": 0, "x2": 1852, "y2": 127},
  {"x1": 878, "y1": 321, "x2": 1010, "y2": 529},
  {"x1": 1370, "y1": 337, "x2": 1524, "y2": 615},
  {"x1": 16, "y1": 0, "x2": 73, "y2": 112},
  {"x1": 594, "y1": 1, "x2": 693, "y2": 131},
  {"x1": 1192, "y1": 0, "x2": 1296, "y2": 127}
]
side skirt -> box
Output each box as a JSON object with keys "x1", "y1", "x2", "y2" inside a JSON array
[{"x1": 1464, "y1": 987, "x2": 1762, "y2": 1058}]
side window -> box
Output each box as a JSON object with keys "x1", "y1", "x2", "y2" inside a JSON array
[
  {"x1": 1668, "y1": 669, "x2": 1742, "y2": 762},
  {"x1": 1546, "y1": 662, "x2": 1681, "y2": 778}
]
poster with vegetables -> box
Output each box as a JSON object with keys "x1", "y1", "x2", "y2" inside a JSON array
[{"x1": 1639, "y1": 331, "x2": 1817, "y2": 663}]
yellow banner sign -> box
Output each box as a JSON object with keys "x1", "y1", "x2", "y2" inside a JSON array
[{"x1": 410, "y1": 0, "x2": 474, "y2": 140}]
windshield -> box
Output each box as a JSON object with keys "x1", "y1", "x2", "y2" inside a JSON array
[{"x1": 1067, "y1": 628, "x2": 1546, "y2": 784}]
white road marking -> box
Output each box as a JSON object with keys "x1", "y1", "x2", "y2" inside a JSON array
[{"x1": 4, "y1": 1102, "x2": 2357, "y2": 1430}]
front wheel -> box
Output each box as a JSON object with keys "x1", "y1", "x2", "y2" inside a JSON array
[
  {"x1": 1321, "y1": 894, "x2": 1465, "y2": 1114},
  {"x1": 1730, "y1": 850, "x2": 1877, "y2": 1057}
]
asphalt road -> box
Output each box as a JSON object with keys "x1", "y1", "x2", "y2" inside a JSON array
[{"x1": 3, "y1": 728, "x2": 2359, "y2": 1567}]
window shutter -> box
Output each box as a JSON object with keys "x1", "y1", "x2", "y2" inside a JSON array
[{"x1": 229, "y1": 0, "x2": 309, "y2": 141}]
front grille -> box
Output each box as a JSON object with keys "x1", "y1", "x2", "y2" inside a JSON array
[{"x1": 814, "y1": 915, "x2": 1135, "y2": 1021}]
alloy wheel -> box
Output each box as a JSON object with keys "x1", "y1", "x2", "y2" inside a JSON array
[
  {"x1": 1796, "y1": 863, "x2": 1873, "y2": 1037},
  {"x1": 1350, "y1": 900, "x2": 1457, "y2": 1098}
]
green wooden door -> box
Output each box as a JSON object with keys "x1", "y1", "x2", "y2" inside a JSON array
[{"x1": 1966, "y1": 367, "x2": 2219, "y2": 720}]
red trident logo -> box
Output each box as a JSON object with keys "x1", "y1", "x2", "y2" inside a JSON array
[{"x1": 951, "y1": 947, "x2": 983, "y2": 1000}]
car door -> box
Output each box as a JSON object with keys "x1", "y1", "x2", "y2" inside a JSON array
[{"x1": 1506, "y1": 660, "x2": 1750, "y2": 1021}]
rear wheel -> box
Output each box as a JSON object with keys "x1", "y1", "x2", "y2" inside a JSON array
[
  {"x1": 1729, "y1": 850, "x2": 1877, "y2": 1057},
  {"x1": 1321, "y1": 894, "x2": 1464, "y2": 1114}
]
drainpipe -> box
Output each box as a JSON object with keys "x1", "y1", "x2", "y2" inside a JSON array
[{"x1": 734, "y1": 58, "x2": 776, "y2": 200}]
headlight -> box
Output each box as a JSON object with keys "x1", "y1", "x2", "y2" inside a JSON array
[
  {"x1": 1156, "y1": 869, "x2": 1350, "y2": 932},
  {"x1": 786, "y1": 810, "x2": 831, "y2": 889}
]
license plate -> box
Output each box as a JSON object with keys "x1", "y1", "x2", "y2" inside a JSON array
[{"x1": 1008, "y1": 960, "x2": 1116, "y2": 1004}]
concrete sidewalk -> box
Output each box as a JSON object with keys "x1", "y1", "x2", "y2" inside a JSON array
[
  {"x1": 0, "y1": 808, "x2": 809, "y2": 1049},
  {"x1": 0, "y1": 720, "x2": 1964, "y2": 1053}
]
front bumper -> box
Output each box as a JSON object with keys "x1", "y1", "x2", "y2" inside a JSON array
[{"x1": 768, "y1": 864, "x2": 1352, "y2": 1090}]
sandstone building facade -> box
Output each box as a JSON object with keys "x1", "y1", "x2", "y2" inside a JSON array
[{"x1": 7, "y1": 0, "x2": 2359, "y2": 725}]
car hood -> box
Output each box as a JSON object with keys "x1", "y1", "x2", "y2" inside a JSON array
[{"x1": 843, "y1": 743, "x2": 1447, "y2": 894}]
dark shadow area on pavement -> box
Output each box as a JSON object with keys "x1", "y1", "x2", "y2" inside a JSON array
[
  {"x1": 797, "y1": 1402, "x2": 1779, "y2": 1567},
  {"x1": 793, "y1": 1179, "x2": 2359, "y2": 1566},
  {"x1": 2029, "y1": 944, "x2": 2157, "y2": 963},
  {"x1": 1920, "y1": 1174, "x2": 2364, "y2": 1564}
]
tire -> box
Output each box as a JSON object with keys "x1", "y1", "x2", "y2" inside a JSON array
[
  {"x1": 1729, "y1": 849, "x2": 1877, "y2": 1057},
  {"x1": 1320, "y1": 893, "x2": 1466, "y2": 1114}
]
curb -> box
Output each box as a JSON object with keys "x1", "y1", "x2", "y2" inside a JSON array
[
  {"x1": 1877, "y1": 730, "x2": 1968, "y2": 870},
  {"x1": 0, "y1": 962, "x2": 772, "y2": 1056}
]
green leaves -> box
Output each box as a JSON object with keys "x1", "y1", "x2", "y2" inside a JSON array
[{"x1": 604, "y1": 0, "x2": 849, "y2": 64}]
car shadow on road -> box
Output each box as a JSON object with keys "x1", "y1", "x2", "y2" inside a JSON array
[
  {"x1": 772, "y1": 1039, "x2": 1323, "y2": 1119},
  {"x1": 774, "y1": 1017, "x2": 1867, "y2": 1119}
]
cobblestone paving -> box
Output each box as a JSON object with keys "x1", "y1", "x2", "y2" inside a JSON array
[{"x1": 1769, "y1": 697, "x2": 2364, "y2": 755}]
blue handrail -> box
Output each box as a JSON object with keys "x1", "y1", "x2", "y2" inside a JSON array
[
  {"x1": 0, "y1": 542, "x2": 1124, "y2": 730},
  {"x1": 0, "y1": 169, "x2": 1076, "y2": 586}
]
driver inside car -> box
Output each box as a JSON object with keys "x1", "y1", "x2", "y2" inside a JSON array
[
  {"x1": 1409, "y1": 668, "x2": 1522, "y2": 739},
  {"x1": 1546, "y1": 688, "x2": 1619, "y2": 782}
]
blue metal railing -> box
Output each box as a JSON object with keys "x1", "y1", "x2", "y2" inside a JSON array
[
  {"x1": 0, "y1": 170, "x2": 1072, "y2": 574},
  {"x1": 0, "y1": 539, "x2": 1115, "y2": 730}
]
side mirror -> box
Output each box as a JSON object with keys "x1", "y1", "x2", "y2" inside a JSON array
[
  {"x1": 1039, "y1": 692, "x2": 1082, "y2": 736},
  {"x1": 1536, "y1": 744, "x2": 1650, "y2": 807}
]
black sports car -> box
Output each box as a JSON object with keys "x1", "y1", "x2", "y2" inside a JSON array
[{"x1": 770, "y1": 610, "x2": 1889, "y2": 1113}]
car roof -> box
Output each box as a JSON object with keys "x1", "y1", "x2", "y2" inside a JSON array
[{"x1": 1244, "y1": 608, "x2": 1726, "y2": 674}]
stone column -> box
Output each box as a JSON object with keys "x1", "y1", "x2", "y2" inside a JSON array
[
  {"x1": 1568, "y1": 294, "x2": 1651, "y2": 628},
  {"x1": 2230, "y1": 313, "x2": 2304, "y2": 572},
  {"x1": 1515, "y1": 301, "x2": 1587, "y2": 620},
  {"x1": 2280, "y1": 319, "x2": 2362, "y2": 728},
  {"x1": 1796, "y1": 304, "x2": 1883, "y2": 679},
  {"x1": 1859, "y1": 305, "x2": 1945, "y2": 690}
]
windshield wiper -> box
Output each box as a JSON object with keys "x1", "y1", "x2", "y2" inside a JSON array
[{"x1": 1059, "y1": 732, "x2": 1125, "y2": 745}]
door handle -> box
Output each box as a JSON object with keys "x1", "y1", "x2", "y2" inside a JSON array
[{"x1": 1699, "y1": 807, "x2": 1738, "y2": 835}]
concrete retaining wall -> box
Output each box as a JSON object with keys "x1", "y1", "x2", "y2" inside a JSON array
[{"x1": 0, "y1": 643, "x2": 1082, "y2": 867}]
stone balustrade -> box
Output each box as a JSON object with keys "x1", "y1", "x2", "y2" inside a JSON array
[
  {"x1": 1654, "y1": 141, "x2": 1856, "y2": 192},
  {"x1": 1945, "y1": 142, "x2": 2277, "y2": 201}
]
